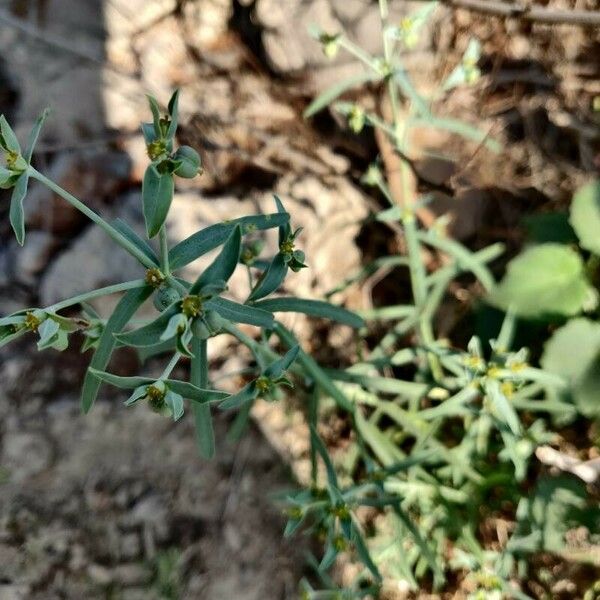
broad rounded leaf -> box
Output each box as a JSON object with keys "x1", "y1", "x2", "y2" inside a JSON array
[
  {"x1": 569, "y1": 180, "x2": 600, "y2": 255},
  {"x1": 541, "y1": 318, "x2": 600, "y2": 417},
  {"x1": 142, "y1": 165, "x2": 174, "y2": 238},
  {"x1": 489, "y1": 244, "x2": 593, "y2": 318}
]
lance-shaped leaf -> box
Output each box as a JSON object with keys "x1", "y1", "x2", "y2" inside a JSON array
[
  {"x1": 253, "y1": 297, "x2": 364, "y2": 328},
  {"x1": 190, "y1": 225, "x2": 241, "y2": 293},
  {"x1": 89, "y1": 368, "x2": 229, "y2": 403},
  {"x1": 0, "y1": 115, "x2": 20, "y2": 153},
  {"x1": 146, "y1": 95, "x2": 162, "y2": 137},
  {"x1": 81, "y1": 285, "x2": 152, "y2": 413},
  {"x1": 247, "y1": 253, "x2": 288, "y2": 302},
  {"x1": 142, "y1": 164, "x2": 174, "y2": 238},
  {"x1": 486, "y1": 379, "x2": 522, "y2": 436},
  {"x1": 310, "y1": 424, "x2": 339, "y2": 490},
  {"x1": 166, "y1": 89, "x2": 179, "y2": 139},
  {"x1": 264, "y1": 345, "x2": 299, "y2": 380},
  {"x1": 9, "y1": 173, "x2": 29, "y2": 245},
  {"x1": 274, "y1": 195, "x2": 289, "y2": 245},
  {"x1": 24, "y1": 108, "x2": 50, "y2": 163},
  {"x1": 112, "y1": 218, "x2": 159, "y2": 265},
  {"x1": 116, "y1": 302, "x2": 180, "y2": 348},
  {"x1": 350, "y1": 520, "x2": 381, "y2": 582},
  {"x1": 125, "y1": 385, "x2": 149, "y2": 406},
  {"x1": 141, "y1": 122, "x2": 156, "y2": 144},
  {"x1": 218, "y1": 382, "x2": 257, "y2": 410},
  {"x1": 168, "y1": 213, "x2": 289, "y2": 271},
  {"x1": 206, "y1": 297, "x2": 273, "y2": 328}
]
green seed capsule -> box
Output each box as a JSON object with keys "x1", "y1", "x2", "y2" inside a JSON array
[
  {"x1": 153, "y1": 285, "x2": 180, "y2": 312},
  {"x1": 173, "y1": 146, "x2": 202, "y2": 179}
]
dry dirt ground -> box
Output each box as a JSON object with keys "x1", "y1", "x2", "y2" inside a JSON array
[{"x1": 0, "y1": 0, "x2": 599, "y2": 599}]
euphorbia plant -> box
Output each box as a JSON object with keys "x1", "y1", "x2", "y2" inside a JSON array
[{"x1": 0, "y1": 91, "x2": 364, "y2": 461}]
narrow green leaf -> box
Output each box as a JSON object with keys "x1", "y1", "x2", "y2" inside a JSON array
[
  {"x1": 165, "y1": 379, "x2": 229, "y2": 403},
  {"x1": 486, "y1": 380, "x2": 521, "y2": 435},
  {"x1": 247, "y1": 253, "x2": 288, "y2": 302},
  {"x1": 304, "y1": 72, "x2": 381, "y2": 118},
  {"x1": 142, "y1": 164, "x2": 174, "y2": 238},
  {"x1": 141, "y1": 122, "x2": 156, "y2": 144},
  {"x1": 81, "y1": 285, "x2": 152, "y2": 413},
  {"x1": 218, "y1": 382, "x2": 257, "y2": 410},
  {"x1": 190, "y1": 225, "x2": 241, "y2": 293},
  {"x1": 112, "y1": 218, "x2": 159, "y2": 265},
  {"x1": 253, "y1": 297, "x2": 364, "y2": 328},
  {"x1": 24, "y1": 108, "x2": 50, "y2": 162},
  {"x1": 355, "y1": 410, "x2": 404, "y2": 466},
  {"x1": 9, "y1": 173, "x2": 29, "y2": 245},
  {"x1": 0, "y1": 115, "x2": 21, "y2": 153},
  {"x1": 310, "y1": 424, "x2": 338, "y2": 489},
  {"x1": 125, "y1": 385, "x2": 149, "y2": 406},
  {"x1": 166, "y1": 89, "x2": 180, "y2": 139},
  {"x1": 88, "y1": 369, "x2": 154, "y2": 389},
  {"x1": 146, "y1": 95, "x2": 162, "y2": 137},
  {"x1": 207, "y1": 297, "x2": 274, "y2": 328},
  {"x1": 168, "y1": 213, "x2": 289, "y2": 271},
  {"x1": 350, "y1": 520, "x2": 381, "y2": 582},
  {"x1": 116, "y1": 304, "x2": 180, "y2": 348},
  {"x1": 264, "y1": 345, "x2": 300, "y2": 379}
]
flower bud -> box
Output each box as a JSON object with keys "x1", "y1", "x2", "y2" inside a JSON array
[{"x1": 173, "y1": 146, "x2": 202, "y2": 179}]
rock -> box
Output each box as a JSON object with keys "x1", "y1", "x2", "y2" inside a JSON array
[
  {"x1": 39, "y1": 193, "x2": 145, "y2": 306},
  {"x1": 0, "y1": 585, "x2": 31, "y2": 600},
  {"x1": 120, "y1": 533, "x2": 141, "y2": 560},
  {"x1": 2, "y1": 432, "x2": 52, "y2": 482},
  {"x1": 25, "y1": 151, "x2": 131, "y2": 237},
  {"x1": 112, "y1": 563, "x2": 152, "y2": 586},
  {"x1": 10, "y1": 232, "x2": 56, "y2": 286},
  {"x1": 87, "y1": 564, "x2": 113, "y2": 586}
]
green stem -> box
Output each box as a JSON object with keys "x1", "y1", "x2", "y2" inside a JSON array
[
  {"x1": 338, "y1": 38, "x2": 377, "y2": 71},
  {"x1": 159, "y1": 226, "x2": 170, "y2": 276},
  {"x1": 29, "y1": 167, "x2": 156, "y2": 270},
  {"x1": 191, "y1": 337, "x2": 215, "y2": 458},
  {"x1": 160, "y1": 352, "x2": 181, "y2": 379},
  {"x1": 47, "y1": 279, "x2": 146, "y2": 313}
]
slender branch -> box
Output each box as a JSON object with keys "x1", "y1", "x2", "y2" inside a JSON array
[
  {"x1": 160, "y1": 352, "x2": 181, "y2": 379},
  {"x1": 46, "y1": 279, "x2": 146, "y2": 313},
  {"x1": 415, "y1": 0, "x2": 600, "y2": 27},
  {"x1": 159, "y1": 227, "x2": 170, "y2": 276},
  {"x1": 28, "y1": 167, "x2": 156, "y2": 270}
]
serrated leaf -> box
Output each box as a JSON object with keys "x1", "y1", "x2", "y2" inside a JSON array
[
  {"x1": 81, "y1": 285, "x2": 152, "y2": 413},
  {"x1": 247, "y1": 253, "x2": 288, "y2": 302},
  {"x1": 112, "y1": 218, "x2": 159, "y2": 265},
  {"x1": 206, "y1": 297, "x2": 273, "y2": 328},
  {"x1": 490, "y1": 244, "x2": 593, "y2": 318},
  {"x1": 569, "y1": 180, "x2": 600, "y2": 255},
  {"x1": 24, "y1": 108, "x2": 50, "y2": 163},
  {"x1": 9, "y1": 173, "x2": 29, "y2": 245},
  {"x1": 253, "y1": 297, "x2": 364, "y2": 328},
  {"x1": 168, "y1": 213, "x2": 288, "y2": 270},
  {"x1": 142, "y1": 164, "x2": 174, "y2": 238},
  {"x1": 190, "y1": 225, "x2": 241, "y2": 293},
  {"x1": 304, "y1": 72, "x2": 381, "y2": 118}
]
